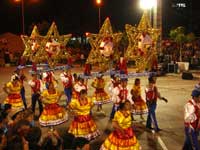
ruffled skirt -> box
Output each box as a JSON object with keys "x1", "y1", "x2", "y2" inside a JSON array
[
  {"x1": 132, "y1": 98, "x2": 148, "y2": 115},
  {"x1": 39, "y1": 103, "x2": 68, "y2": 126},
  {"x1": 4, "y1": 94, "x2": 24, "y2": 110},
  {"x1": 100, "y1": 127, "x2": 140, "y2": 150},
  {"x1": 92, "y1": 89, "x2": 111, "y2": 105},
  {"x1": 68, "y1": 115, "x2": 100, "y2": 140}
]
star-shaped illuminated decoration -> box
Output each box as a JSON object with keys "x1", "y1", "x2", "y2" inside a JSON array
[
  {"x1": 86, "y1": 17, "x2": 122, "y2": 72},
  {"x1": 21, "y1": 25, "x2": 44, "y2": 62},
  {"x1": 21, "y1": 22, "x2": 72, "y2": 68},
  {"x1": 125, "y1": 11, "x2": 160, "y2": 72},
  {"x1": 37, "y1": 22, "x2": 72, "y2": 67}
]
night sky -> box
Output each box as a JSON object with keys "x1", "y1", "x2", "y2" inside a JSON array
[{"x1": 0, "y1": 0, "x2": 200, "y2": 37}]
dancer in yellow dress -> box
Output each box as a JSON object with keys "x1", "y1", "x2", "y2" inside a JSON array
[
  {"x1": 39, "y1": 82, "x2": 68, "y2": 126},
  {"x1": 68, "y1": 89, "x2": 100, "y2": 140},
  {"x1": 91, "y1": 74, "x2": 110, "y2": 112},
  {"x1": 131, "y1": 78, "x2": 148, "y2": 120},
  {"x1": 3, "y1": 74, "x2": 24, "y2": 111},
  {"x1": 100, "y1": 100, "x2": 141, "y2": 150},
  {"x1": 72, "y1": 76, "x2": 87, "y2": 99}
]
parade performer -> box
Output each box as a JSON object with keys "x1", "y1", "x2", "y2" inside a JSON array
[
  {"x1": 68, "y1": 89, "x2": 100, "y2": 140},
  {"x1": 145, "y1": 76, "x2": 168, "y2": 132},
  {"x1": 31, "y1": 38, "x2": 39, "y2": 55},
  {"x1": 108, "y1": 74, "x2": 120, "y2": 107},
  {"x1": 84, "y1": 63, "x2": 92, "y2": 76},
  {"x1": 100, "y1": 100, "x2": 140, "y2": 150},
  {"x1": 42, "y1": 70, "x2": 58, "y2": 89},
  {"x1": 72, "y1": 76, "x2": 87, "y2": 99},
  {"x1": 28, "y1": 72, "x2": 43, "y2": 119},
  {"x1": 91, "y1": 74, "x2": 110, "y2": 112},
  {"x1": 194, "y1": 81, "x2": 200, "y2": 92},
  {"x1": 138, "y1": 32, "x2": 153, "y2": 53},
  {"x1": 99, "y1": 36, "x2": 114, "y2": 58},
  {"x1": 108, "y1": 74, "x2": 120, "y2": 92},
  {"x1": 131, "y1": 78, "x2": 148, "y2": 120},
  {"x1": 73, "y1": 73, "x2": 78, "y2": 84},
  {"x1": 60, "y1": 68, "x2": 73, "y2": 106},
  {"x1": 110, "y1": 78, "x2": 129, "y2": 120},
  {"x1": 150, "y1": 55, "x2": 158, "y2": 72},
  {"x1": 45, "y1": 38, "x2": 61, "y2": 57},
  {"x1": 14, "y1": 65, "x2": 27, "y2": 109},
  {"x1": 118, "y1": 57, "x2": 128, "y2": 74},
  {"x1": 3, "y1": 74, "x2": 24, "y2": 111},
  {"x1": 183, "y1": 90, "x2": 200, "y2": 150},
  {"x1": 39, "y1": 82, "x2": 68, "y2": 126}
]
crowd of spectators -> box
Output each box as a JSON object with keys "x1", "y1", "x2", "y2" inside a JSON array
[{"x1": 0, "y1": 104, "x2": 90, "y2": 150}]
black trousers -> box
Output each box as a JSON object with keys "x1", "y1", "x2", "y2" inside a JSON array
[{"x1": 31, "y1": 93, "x2": 43, "y2": 115}]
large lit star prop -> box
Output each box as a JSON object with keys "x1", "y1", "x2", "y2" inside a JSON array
[
  {"x1": 21, "y1": 22, "x2": 72, "y2": 68},
  {"x1": 125, "y1": 11, "x2": 160, "y2": 72},
  {"x1": 38, "y1": 22, "x2": 72, "y2": 67},
  {"x1": 86, "y1": 17, "x2": 122, "y2": 72},
  {"x1": 21, "y1": 25, "x2": 44, "y2": 62}
]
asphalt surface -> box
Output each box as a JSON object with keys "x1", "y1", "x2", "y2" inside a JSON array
[{"x1": 0, "y1": 65, "x2": 199, "y2": 150}]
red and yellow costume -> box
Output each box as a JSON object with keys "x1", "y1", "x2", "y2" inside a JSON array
[
  {"x1": 68, "y1": 97, "x2": 100, "y2": 140},
  {"x1": 42, "y1": 71, "x2": 57, "y2": 89},
  {"x1": 39, "y1": 90, "x2": 68, "y2": 126},
  {"x1": 101, "y1": 110, "x2": 140, "y2": 150},
  {"x1": 91, "y1": 78, "x2": 110, "y2": 104},
  {"x1": 84, "y1": 64, "x2": 91, "y2": 76},
  {"x1": 131, "y1": 85, "x2": 148, "y2": 115},
  {"x1": 72, "y1": 81, "x2": 87, "y2": 99},
  {"x1": 4, "y1": 81, "x2": 24, "y2": 110},
  {"x1": 118, "y1": 57, "x2": 128, "y2": 74}
]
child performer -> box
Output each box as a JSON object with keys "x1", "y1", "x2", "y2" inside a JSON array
[
  {"x1": 110, "y1": 78, "x2": 129, "y2": 120},
  {"x1": 39, "y1": 82, "x2": 68, "y2": 127},
  {"x1": 91, "y1": 74, "x2": 110, "y2": 113},
  {"x1": 3, "y1": 74, "x2": 24, "y2": 111},
  {"x1": 131, "y1": 78, "x2": 148, "y2": 120}
]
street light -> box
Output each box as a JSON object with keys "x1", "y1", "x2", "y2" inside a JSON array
[
  {"x1": 96, "y1": 0, "x2": 102, "y2": 30},
  {"x1": 139, "y1": 0, "x2": 157, "y2": 27},
  {"x1": 14, "y1": 0, "x2": 25, "y2": 34},
  {"x1": 139, "y1": 0, "x2": 157, "y2": 10}
]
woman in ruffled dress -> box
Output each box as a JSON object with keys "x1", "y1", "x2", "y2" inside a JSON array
[
  {"x1": 131, "y1": 78, "x2": 148, "y2": 120},
  {"x1": 39, "y1": 82, "x2": 68, "y2": 127},
  {"x1": 68, "y1": 89, "x2": 100, "y2": 140},
  {"x1": 91, "y1": 74, "x2": 110, "y2": 113},
  {"x1": 3, "y1": 75, "x2": 24, "y2": 111},
  {"x1": 72, "y1": 76, "x2": 87, "y2": 99},
  {"x1": 100, "y1": 100, "x2": 141, "y2": 150}
]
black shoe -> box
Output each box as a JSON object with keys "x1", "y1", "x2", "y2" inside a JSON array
[
  {"x1": 146, "y1": 126, "x2": 154, "y2": 130},
  {"x1": 155, "y1": 128, "x2": 162, "y2": 132}
]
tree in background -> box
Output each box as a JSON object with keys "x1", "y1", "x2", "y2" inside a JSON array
[
  {"x1": 169, "y1": 26, "x2": 196, "y2": 62},
  {"x1": 169, "y1": 26, "x2": 187, "y2": 62}
]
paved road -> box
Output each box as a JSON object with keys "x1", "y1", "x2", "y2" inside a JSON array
[{"x1": 0, "y1": 66, "x2": 199, "y2": 150}]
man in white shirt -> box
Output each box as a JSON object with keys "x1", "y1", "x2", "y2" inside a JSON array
[{"x1": 183, "y1": 90, "x2": 200, "y2": 150}]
